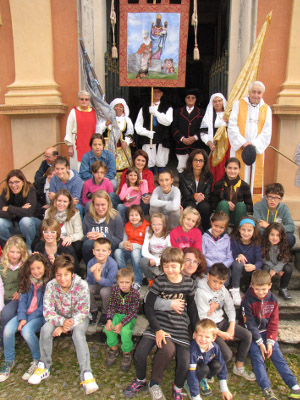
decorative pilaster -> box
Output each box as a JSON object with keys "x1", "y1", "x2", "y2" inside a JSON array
[
  {"x1": 272, "y1": 0, "x2": 300, "y2": 218},
  {"x1": 0, "y1": 0, "x2": 67, "y2": 180}
]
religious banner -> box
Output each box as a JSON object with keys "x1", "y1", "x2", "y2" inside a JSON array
[{"x1": 119, "y1": 0, "x2": 190, "y2": 87}]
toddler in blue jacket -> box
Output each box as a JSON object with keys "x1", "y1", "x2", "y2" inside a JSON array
[{"x1": 187, "y1": 319, "x2": 232, "y2": 400}]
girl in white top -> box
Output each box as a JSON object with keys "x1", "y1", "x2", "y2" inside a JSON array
[{"x1": 139, "y1": 213, "x2": 171, "y2": 285}]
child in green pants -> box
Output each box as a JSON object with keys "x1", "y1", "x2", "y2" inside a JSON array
[{"x1": 104, "y1": 268, "x2": 139, "y2": 371}]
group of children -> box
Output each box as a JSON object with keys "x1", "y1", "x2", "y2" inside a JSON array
[{"x1": 0, "y1": 156, "x2": 298, "y2": 399}]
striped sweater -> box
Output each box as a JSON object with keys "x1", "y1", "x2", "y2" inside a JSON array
[{"x1": 144, "y1": 274, "x2": 199, "y2": 346}]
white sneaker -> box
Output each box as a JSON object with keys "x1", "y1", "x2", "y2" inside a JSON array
[
  {"x1": 22, "y1": 360, "x2": 39, "y2": 381},
  {"x1": 148, "y1": 383, "x2": 166, "y2": 400},
  {"x1": 28, "y1": 361, "x2": 50, "y2": 385},
  {"x1": 229, "y1": 288, "x2": 241, "y2": 306},
  {"x1": 80, "y1": 371, "x2": 99, "y2": 395},
  {"x1": 233, "y1": 364, "x2": 256, "y2": 381}
]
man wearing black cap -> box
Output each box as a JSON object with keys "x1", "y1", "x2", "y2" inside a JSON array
[
  {"x1": 135, "y1": 87, "x2": 173, "y2": 173},
  {"x1": 172, "y1": 89, "x2": 207, "y2": 172}
]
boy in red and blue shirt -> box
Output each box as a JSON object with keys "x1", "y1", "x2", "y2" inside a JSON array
[{"x1": 241, "y1": 270, "x2": 300, "y2": 400}]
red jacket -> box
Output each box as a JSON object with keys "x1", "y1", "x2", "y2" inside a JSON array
[
  {"x1": 240, "y1": 287, "x2": 279, "y2": 346},
  {"x1": 125, "y1": 219, "x2": 149, "y2": 246},
  {"x1": 118, "y1": 169, "x2": 155, "y2": 195}
]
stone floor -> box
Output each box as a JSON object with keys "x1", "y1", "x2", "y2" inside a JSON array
[{"x1": 0, "y1": 335, "x2": 299, "y2": 400}]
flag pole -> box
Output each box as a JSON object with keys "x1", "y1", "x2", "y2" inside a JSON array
[
  {"x1": 79, "y1": 39, "x2": 131, "y2": 166},
  {"x1": 150, "y1": 87, "x2": 154, "y2": 149},
  {"x1": 149, "y1": 0, "x2": 156, "y2": 149}
]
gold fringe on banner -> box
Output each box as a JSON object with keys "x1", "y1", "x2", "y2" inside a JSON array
[
  {"x1": 191, "y1": 0, "x2": 200, "y2": 61},
  {"x1": 111, "y1": 0, "x2": 118, "y2": 59}
]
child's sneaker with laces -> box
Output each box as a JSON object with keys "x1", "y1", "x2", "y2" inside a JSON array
[
  {"x1": 232, "y1": 364, "x2": 256, "y2": 381},
  {"x1": 123, "y1": 378, "x2": 147, "y2": 397},
  {"x1": 149, "y1": 383, "x2": 166, "y2": 400},
  {"x1": 28, "y1": 361, "x2": 50, "y2": 385},
  {"x1": 0, "y1": 361, "x2": 14, "y2": 382},
  {"x1": 229, "y1": 288, "x2": 242, "y2": 306},
  {"x1": 22, "y1": 360, "x2": 39, "y2": 381},
  {"x1": 132, "y1": 282, "x2": 141, "y2": 292},
  {"x1": 262, "y1": 387, "x2": 278, "y2": 400},
  {"x1": 172, "y1": 385, "x2": 184, "y2": 400},
  {"x1": 199, "y1": 379, "x2": 212, "y2": 396},
  {"x1": 289, "y1": 388, "x2": 300, "y2": 399},
  {"x1": 80, "y1": 371, "x2": 99, "y2": 395}
]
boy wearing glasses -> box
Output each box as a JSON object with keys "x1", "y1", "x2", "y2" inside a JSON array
[{"x1": 253, "y1": 183, "x2": 295, "y2": 248}]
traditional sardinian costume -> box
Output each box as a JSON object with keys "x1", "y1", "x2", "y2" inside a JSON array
[
  {"x1": 135, "y1": 97, "x2": 173, "y2": 169},
  {"x1": 96, "y1": 98, "x2": 133, "y2": 178},
  {"x1": 200, "y1": 93, "x2": 230, "y2": 187}
]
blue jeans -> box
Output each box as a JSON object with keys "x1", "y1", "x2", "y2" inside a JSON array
[
  {"x1": 0, "y1": 217, "x2": 41, "y2": 250},
  {"x1": 4, "y1": 315, "x2": 44, "y2": 361},
  {"x1": 109, "y1": 192, "x2": 121, "y2": 210},
  {"x1": 0, "y1": 300, "x2": 19, "y2": 346},
  {"x1": 40, "y1": 318, "x2": 91, "y2": 381},
  {"x1": 114, "y1": 248, "x2": 142, "y2": 285},
  {"x1": 111, "y1": 179, "x2": 119, "y2": 193},
  {"x1": 75, "y1": 204, "x2": 84, "y2": 221},
  {"x1": 117, "y1": 204, "x2": 128, "y2": 223},
  {"x1": 249, "y1": 332, "x2": 297, "y2": 390}
]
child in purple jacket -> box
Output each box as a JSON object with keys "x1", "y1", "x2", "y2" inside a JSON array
[{"x1": 202, "y1": 212, "x2": 234, "y2": 280}]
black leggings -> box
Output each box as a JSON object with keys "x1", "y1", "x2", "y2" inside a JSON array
[
  {"x1": 134, "y1": 336, "x2": 190, "y2": 388},
  {"x1": 262, "y1": 263, "x2": 292, "y2": 289}
]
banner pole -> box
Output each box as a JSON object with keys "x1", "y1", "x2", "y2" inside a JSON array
[{"x1": 150, "y1": 86, "x2": 154, "y2": 149}]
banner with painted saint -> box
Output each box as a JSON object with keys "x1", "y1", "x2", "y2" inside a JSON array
[{"x1": 119, "y1": 0, "x2": 190, "y2": 87}]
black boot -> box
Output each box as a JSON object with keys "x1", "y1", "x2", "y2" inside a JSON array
[
  {"x1": 98, "y1": 313, "x2": 107, "y2": 326},
  {"x1": 278, "y1": 288, "x2": 292, "y2": 300},
  {"x1": 89, "y1": 311, "x2": 98, "y2": 325}
]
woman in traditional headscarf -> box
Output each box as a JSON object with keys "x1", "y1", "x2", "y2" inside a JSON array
[
  {"x1": 200, "y1": 93, "x2": 230, "y2": 187},
  {"x1": 96, "y1": 98, "x2": 133, "y2": 177}
]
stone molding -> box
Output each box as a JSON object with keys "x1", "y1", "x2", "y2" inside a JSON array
[
  {"x1": 272, "y1": 104, "x2": 300, "y2": 116},
  {"x1": 0, "y1": 103, "x2": 68, "y2": 116}
]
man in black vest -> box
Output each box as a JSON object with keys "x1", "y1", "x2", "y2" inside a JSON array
[
  {"x1": 135, "y1": 87, "x2": 173, "y2": 173},
  {"x1": 172, "y1": 89, "x2": 207, "y2": 172}
]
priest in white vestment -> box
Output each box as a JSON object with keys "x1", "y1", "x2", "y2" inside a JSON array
[{"x1": 228, "y1": 81, "x2": 272, "y2": 202}]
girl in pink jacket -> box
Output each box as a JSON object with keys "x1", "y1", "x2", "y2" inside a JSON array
[{"x1": 117, "y1": 167, "x2": 148, "y2": 222}]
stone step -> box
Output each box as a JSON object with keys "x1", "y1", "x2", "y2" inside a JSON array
[
  {"x1": 87, "y1": 290, "x2": 300, "y2": 346},
  {"x1": 87, "y1": 313, "x2": 300, "y2": 346}
]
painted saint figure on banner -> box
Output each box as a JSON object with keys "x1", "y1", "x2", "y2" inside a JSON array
[
  {"x1": 150, "y1": 14, "x2": 168, "y2": 60},
  {"x1": 135, "y1": 30, "x2": 152, "y2": 77},
  {"x1": 126, "y1": 12, "x2": 180, "y2": 81}
]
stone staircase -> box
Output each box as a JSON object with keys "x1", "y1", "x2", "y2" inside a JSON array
[{"x1": 85, "y1": 190, "x2": 300, "y2": 348}]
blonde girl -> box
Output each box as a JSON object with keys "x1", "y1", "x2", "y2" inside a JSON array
[
  {"x1": 170, "y1": 206, "x2": 202, "y2": 251},
  {"x1": 0, "y1": 236, "x2": 28, "y2": 353},
  {"x1": 0, "y1": 253, "x2": 52, "y2": 382},
  {"x1": 140, "y1": 213, "x2": 171, "y2": 285}
]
